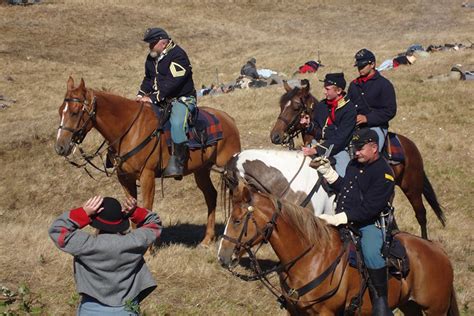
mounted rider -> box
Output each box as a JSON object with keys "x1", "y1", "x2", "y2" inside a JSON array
[
  {"x1": 312, "y1": 128, "x2": 395, "y2": 316},
  {"x1": 136, "y1": 27, "x2": 197, "y2": 179},
  {"x1": 300, "y1": 73, "x2": 356, "y2": 177},
  {"x1": 347, "y1": 49, "x2": 397, "y2": 151}
]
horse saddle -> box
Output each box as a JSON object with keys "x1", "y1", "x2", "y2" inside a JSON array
[
  {"x1": 346, "y1": 231, "x2": 410, "y2": 280},
  {"x1": 159, "y1": 108, "x2": 223, "y2": 149},
  {"x1": 383, "y1": 132, "x2": 405, "y2": 165}
]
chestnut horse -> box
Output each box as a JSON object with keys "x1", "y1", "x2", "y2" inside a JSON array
[
  {"x1": 269, "y1": 81, "x2": 445, "y2": 239},
  {"x1": 218, "y1": 179, "x2": 458, "y2": 315},
  {"x1": 55, "y1": 77, "x2": 241, "y2": 245}
]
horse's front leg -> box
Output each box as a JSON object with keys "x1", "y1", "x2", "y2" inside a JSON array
[
  {"x1": 139, "y1": 168, "x2": 156, "y2": 210},
  {"x1": 193, "y1": 167, "x2": 217, "y2": 247},
  {"x1": 117, "y1": 170, "x2": 138, "y2": 200}
]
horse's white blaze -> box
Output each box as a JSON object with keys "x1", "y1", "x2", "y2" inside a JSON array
[
  {"x1": 217, "y1": 217, "x2": 231, "y2": 257},
  {"x1": 56, "y1": 103, "x2": 69, "y2": 140},
  {"x1": 235, "y1": 149, "x2": 335, "y2": 215}
]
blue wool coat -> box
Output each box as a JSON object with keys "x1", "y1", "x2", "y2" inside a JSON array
[{"x1": 347, "y1": 71, "x2": 397, "y2": 129}]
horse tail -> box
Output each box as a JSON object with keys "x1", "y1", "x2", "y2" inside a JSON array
[
  {"x1": 423, "y1": 171, "x2": 446, "y2": 227},
  {"x1": 448, "y1": 288, "x2": 460, "y2": 316}
]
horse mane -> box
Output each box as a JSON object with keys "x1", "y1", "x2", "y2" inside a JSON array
[
  {"x1": 89, "y1": 89, "x2": 141, "y2": 108},
  {"x1": 262, "y1": 192, "x2": 331, "y2": 248}
]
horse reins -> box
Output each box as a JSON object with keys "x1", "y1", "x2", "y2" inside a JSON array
[
  {"x1": 59, "y1": 92, "x2": 158, "y2": 177},
  {"x1": 222, "y1": 198, "x2": 350, "y2": 311},
  {"x1": 279, "y1": 155, "x2": 307, "y2": 197},
  {"x1": 221, "y1": 200, "x2": 314, "y2": 304},
  {"x1": 276, "y1": 98, "x2": 306, "y2": 146},
  {"x1": 59, "y1": 96, "x2": 97, "y2": 145},
  {"x1": 277, "y1": 95, "x2": 315, "y2": 148}
]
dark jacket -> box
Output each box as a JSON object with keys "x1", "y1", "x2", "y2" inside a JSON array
[
  {"x1": 331, "y1": 157, "x2": 395, "y2": 226},
  {"x1": 347, "y1": 71, "x2": 396, "y2": 129},
  {"x1": 138, "y1": 41, "x2": 196, "y2": 104},
  {"x1": 309, "y1": 96, "x2": 356, "y2": 156},
  {"x1": 240, "y1": 62, "x2": 259, "y2": 79}
]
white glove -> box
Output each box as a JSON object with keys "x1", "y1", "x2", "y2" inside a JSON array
[
  {"x1": 311, "y1": 157, "x2": 339, "y2": 184},
  {"x1": 318, "y1": 213, "x2": 348, "y2": 226}
]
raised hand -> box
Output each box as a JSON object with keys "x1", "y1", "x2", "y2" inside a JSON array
[
  {"x1": 82, "y1": 196, "x2": 104, "y2": 216},
  {"x1": 122, "y1": 197, "x2": 138, "y2": 217}
]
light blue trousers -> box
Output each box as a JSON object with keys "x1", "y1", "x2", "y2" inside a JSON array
[
  {"x1": 170, "y1": 96, "x2": 196, "y2": 144},
  {"x1": 359, "y1": 224, "x2": 386, "y2": 269},
  {"x1": 77, "y1": 295, "x2": 138, "y2": 316},
  {"x1": 334, "y1": 150, "x2": 350, "y2": 177},
  {"x1": 370, "y1": 127, "x2": 388, "y2": 152}
]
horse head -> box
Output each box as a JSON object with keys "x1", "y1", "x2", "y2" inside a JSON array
[
  {"x1": 270, "y1": 79, "x2": 316, "y2": 146},
  {"x1": 218, "y1": 177, "x2": 277, "y2": 268},
  {"x1": 55, "y1": 77, "x2": 96, "y2": 156}
]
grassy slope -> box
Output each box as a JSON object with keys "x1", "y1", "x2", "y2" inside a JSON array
[{"x1": 0, "y1": 0, "x2": 472, "y2": 314}]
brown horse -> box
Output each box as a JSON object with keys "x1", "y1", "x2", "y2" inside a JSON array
[
  {"x1": 218, "y1": 179, "x2": 458, "y2": 315},
  {"x1": 55, "y1": 77, "x2": 241, "y2": 245},
  {"x1": 270, "y1": 81, "x2": 445, "y2": 239}
]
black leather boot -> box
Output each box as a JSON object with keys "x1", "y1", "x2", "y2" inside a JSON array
[
  {"x1": 163, "y1": 142, "x2": 188, "y2": 180},
  {"x1": 367, "y1": 267, "x2": 393, "y2": 316}
]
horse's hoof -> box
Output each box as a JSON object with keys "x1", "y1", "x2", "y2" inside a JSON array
[
  {"x1": 199, "y1": 238, "x2": 214, "y2": 249},
  {"x1": 198, "y1": 241, "x2": 211, "y2": 249}
]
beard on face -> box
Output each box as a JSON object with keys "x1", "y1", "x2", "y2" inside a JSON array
[{"x1": 149, "y1": 50, "x2": 158, "y2": 58}]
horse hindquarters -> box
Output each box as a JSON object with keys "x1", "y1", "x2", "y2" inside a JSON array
[{"x1": 396, "y1": 233, "x2": 454, "y2": 315}]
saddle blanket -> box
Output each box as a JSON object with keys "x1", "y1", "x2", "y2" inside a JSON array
[
  {"x1": 162, "y1": 108, "x2": 223, "y2": 149},
  {"x1": 348, "y1": 234, "x2": 410, "y2": 279},
  {"x1": 386, "y1": 132, "x2": 404, "y2": 163}
]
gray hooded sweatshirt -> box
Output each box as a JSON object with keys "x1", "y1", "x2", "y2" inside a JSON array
[{"x1": 49, "y1": 207, "x2": 161, "y2": 307}]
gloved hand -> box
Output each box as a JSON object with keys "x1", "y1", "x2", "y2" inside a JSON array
[
  {"x1": 310, "y1": 157, "x2": 339, "y2": 184},
  {"x1": 318, "y1": 213, "x2": 348, "y2": 226}
]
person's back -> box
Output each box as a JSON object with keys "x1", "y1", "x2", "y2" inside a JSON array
[
  {"x1": 49, "y1": 196, "x2": 162, "y2": 315},
  {"x1": 240, "y1": 58, "x2": 259, "y2": 79}
]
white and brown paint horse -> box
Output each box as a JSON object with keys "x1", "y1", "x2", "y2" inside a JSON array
[{"x1": 225, "y1": 149, "x2": 335, "y2": 215}]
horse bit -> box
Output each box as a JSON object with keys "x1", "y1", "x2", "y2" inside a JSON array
[
  {"x1": 276, "y1": 97, "x2": 311, "y2": 148},
  {"x1": 58, "y1": 96, "x2": 97, "y2": 145}
]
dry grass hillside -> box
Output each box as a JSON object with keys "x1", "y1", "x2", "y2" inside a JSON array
[{"x1": 0, "y1": 0, "x2": 473, "y2": 314}]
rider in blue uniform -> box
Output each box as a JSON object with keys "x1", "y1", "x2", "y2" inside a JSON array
[
  {"x1": 313, "y1": 128, "x2": 395, "y2": 316},
  {"x1": 347, "y1": 49, "x2": 397, "y2": 152},
  {"x1": 136, "y1": 27, "x2": 197, "y2": 179},
  {"x1": 301, "y1": 73, "x2": 356, "y2": 176}
]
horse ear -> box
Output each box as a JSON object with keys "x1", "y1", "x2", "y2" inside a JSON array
[
  {"x1": 300, "y1": 79, "x2": 310, "y2": 96},
  {"x1": 241, "y1": 184, "x2": 252, "y2": 203},
  {"x1": 235, "y1": 175, "x2": 253, "y2": 203},
  {"x1": 67, "y1": 76, "x2": 74, "y2": 90},
  {"x1": 79, "y1": 78, "x2": 86, "y2": 91},
  {"x1": 283, "y1": 80, "x2": 292, "y2": 92}
]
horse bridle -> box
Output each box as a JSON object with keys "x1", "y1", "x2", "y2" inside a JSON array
[
  {"x1": 221, "y1": 202, "x2": 279, "y2": 258},
  {"x1": 58, "y1": 95, "x2": 97, "y2": 145},
  {"x1": 222, "y1": 196, "x2": 350, "y2": 311},
  {"x1": 277, "y1": 97, "x2": 309, "y2": 146},
  {"x1": 221, "y1": 199, "x2": 314, "y2": 302}
]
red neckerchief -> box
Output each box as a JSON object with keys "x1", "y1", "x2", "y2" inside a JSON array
[
  {"x1": 354, "y1": 71, "x2": 376, "y2": 84},
  {"x1": 393, "y1": 59, "x2": 400, "y2": 68},
  {"x1": 326, "y1": 95, "x2": 344, "y2": 126}
]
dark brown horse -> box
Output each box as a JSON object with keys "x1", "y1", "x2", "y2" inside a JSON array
[
  {"x1": 218, "y1": 179, "x2": 458, "y2": 315},
  {"x1": 55, "y1": 77, "x2": 241, "y2": 245},
  {"x1": 270, "y1": 81, "x2": 445, "y2": 239}
]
